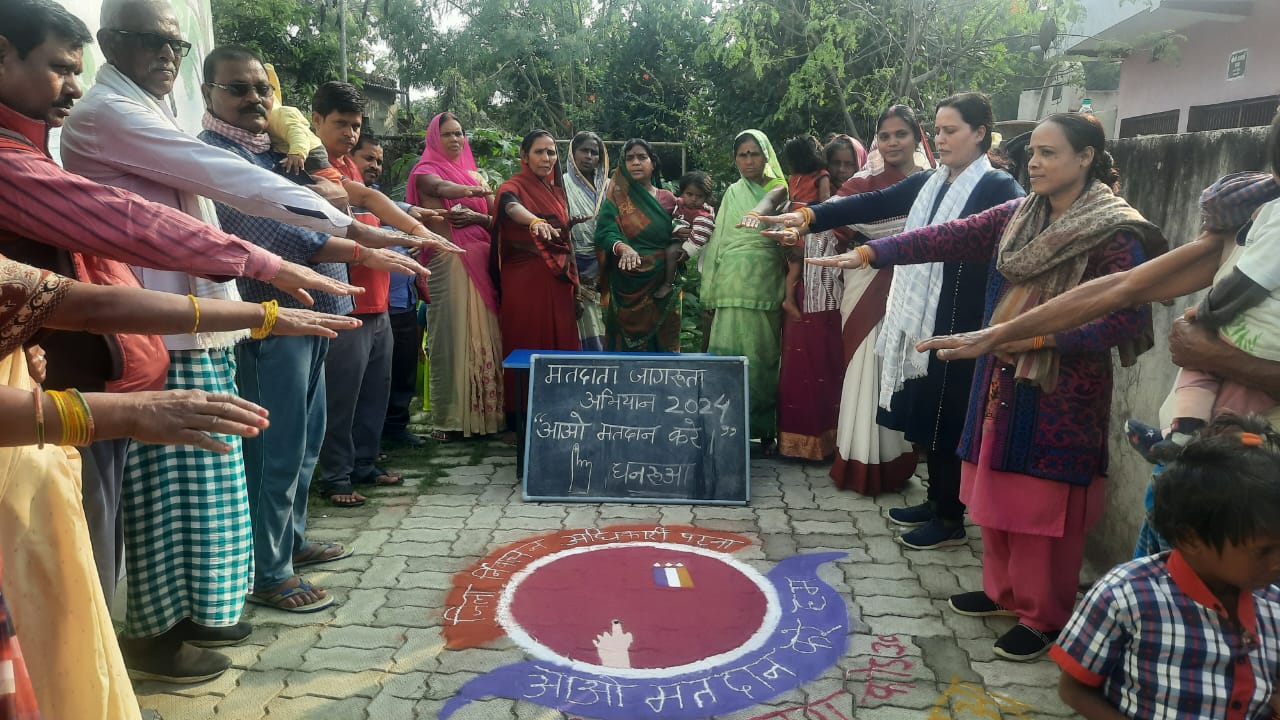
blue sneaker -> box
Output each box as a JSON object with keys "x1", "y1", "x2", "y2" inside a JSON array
[
  {"x1": 897, "y1": 519, "x2": 966, "y2": 550},
  {"x1": 887, "y1": 501, "x2": 933, "y2": 527}
]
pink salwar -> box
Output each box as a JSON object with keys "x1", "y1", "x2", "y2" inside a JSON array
[{"x1": 961, "y1": 419, "x2": 1106, "y2": 632}]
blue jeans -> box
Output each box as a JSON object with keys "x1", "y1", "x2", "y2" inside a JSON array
[{"x1": 236, "y1": 335, "x2": 329, "y2": 591}]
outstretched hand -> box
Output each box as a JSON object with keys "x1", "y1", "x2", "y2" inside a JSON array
[
  {"x1": 409, "y1": 225, "x2": 466, "y2": 254},
  {"x1": 272, "y1": 308, "x2": 363, "y2": 339},
  {"x1": 762, "y1": 228, "x2": 802, "y2": 247},
  {"x1": 271, "y1": 261, "x2": 363, "y2": 306},
  {"x1": 916, "y1": 329, "x2": 1000, "y2": 362},
  {"x1": 531, "y1": 221, "x2": 561, "y2": 241},
  {"x1": 804, "y1": 247, "x2": 874, "y2": 269},
  {"x1": 359, "y1": 248, "x2": 431, "y2": 277},
  {"x1": 115, "y1": 390, "x2": 270, "y2": 454},
  {"x1": 758, "y1": 211, "x2": 806, "y2": 228}
]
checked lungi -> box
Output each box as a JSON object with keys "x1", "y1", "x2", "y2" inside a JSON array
[{"x1": 121, "y1": 349, "x2": 253, "y2": 637}]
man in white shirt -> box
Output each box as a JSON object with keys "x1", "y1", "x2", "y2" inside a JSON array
[{"x1": 58, "y1": 0, "x2": 443, "y2": 683}]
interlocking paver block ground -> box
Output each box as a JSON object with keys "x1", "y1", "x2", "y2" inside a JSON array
[{"x1": 133, "y1": 438, "x2": 1084, "y2": 719}]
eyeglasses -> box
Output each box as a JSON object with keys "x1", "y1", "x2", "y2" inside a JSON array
[
  {"x1": 106, "y1": 29, "x2": 192, "y2": 57},
  {"x1": 207, "y1": 81, "x2": 273, "y2": 98}
]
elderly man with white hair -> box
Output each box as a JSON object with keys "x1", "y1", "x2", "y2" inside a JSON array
[{"x1": 59, "y1": 0, "x2": 444, "y2": 682}]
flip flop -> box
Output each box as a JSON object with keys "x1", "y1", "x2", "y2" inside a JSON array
[
  {"x1": 247, "y1": 577, "x2": 334, "y2": 613},
  {"x1": 292, "y1": 541, "x2": 354, "y2": 568},
  {"x1": 320, "y1": 481, "x2": 366, "y2": 507}
]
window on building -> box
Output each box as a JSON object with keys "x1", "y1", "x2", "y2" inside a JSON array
[
  {"x1": 1187, "y1": 96, "x2": 1279, "y2": 133},
  {"x1": 1118, "y1": 110, "x2": 1180, "y2": 139}
]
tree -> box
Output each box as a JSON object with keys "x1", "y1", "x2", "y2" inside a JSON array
[
  {"x1": 707, "y1": 0, "x2": 1062, "y2": 142},
  {"x1": 211, "y1": 0, "x2": 345, "y2": 105}
]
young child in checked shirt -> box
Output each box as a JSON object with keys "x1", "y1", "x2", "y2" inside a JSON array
[{"x1": 1053, "y1": 413, "x2": 1280, "y2": 720}]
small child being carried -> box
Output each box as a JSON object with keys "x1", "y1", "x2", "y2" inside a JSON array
[
  {"x1": 779, "y1": 135, "x2": 832, "y2": 321},
  {"x1": 656, "y1": 171, "x2": 716, "y2": 300},
  {"x1": 262, "y1": 64, "x2": 345, "y2": 187},
  {"x1": 1127, "y1": 174, "x2": 1280, "y2": 463}
]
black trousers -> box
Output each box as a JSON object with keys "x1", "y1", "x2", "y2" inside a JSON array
[
  {"x1": 383, "y1": 309, "x2": 420, "y2": 437},
  {"x1": 926, "y1": 450, "x2": 966, "y2": 524}
]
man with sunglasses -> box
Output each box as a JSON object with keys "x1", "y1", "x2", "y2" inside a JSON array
[{"x1": 56, "y1": 0, "x2": 447, "y2": 685}]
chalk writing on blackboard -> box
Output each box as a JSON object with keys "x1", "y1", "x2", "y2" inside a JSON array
[{"x1": 524, "y1": 355, "x2": 749, "y2": 504}]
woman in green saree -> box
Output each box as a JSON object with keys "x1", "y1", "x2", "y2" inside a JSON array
[
  {"x1": 702, "y1": 129, "x2": 790, "y2": 454},
  {"x1": 594, "y1": 138, "x2": 685, "y2": 352}
]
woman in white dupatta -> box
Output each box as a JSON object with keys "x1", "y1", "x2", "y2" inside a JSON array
[
  {"x1": 760, "y1": 93, "x2": 1024, "y2": 551},
  {"x1": 824, "y1": 106, "x2": 929, "y2": 495}
]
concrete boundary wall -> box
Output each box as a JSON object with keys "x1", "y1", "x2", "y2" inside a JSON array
[{"x1": 1087, "y1": 126, "x2": 1270, "y2": 569}]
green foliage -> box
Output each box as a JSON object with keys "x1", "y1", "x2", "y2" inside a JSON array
[{"x1": 211, "y1": 0, "x2": 343, "y2": 105}]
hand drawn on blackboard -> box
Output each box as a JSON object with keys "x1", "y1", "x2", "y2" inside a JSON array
[
  {"x1": 593, "y1": 620, "x2": 634, "y2": 668},
  {"x1": 568, "y1": 443, "x2": 593, "y2": 495}
]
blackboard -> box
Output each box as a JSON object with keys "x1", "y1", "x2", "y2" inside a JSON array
[{"x1": 523, "y1": 353, "x2": 750, "y2": 504}]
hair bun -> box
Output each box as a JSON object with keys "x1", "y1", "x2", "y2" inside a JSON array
[{"x1": 1093, "y1": 149, "x2": 1120, "y2": 190}]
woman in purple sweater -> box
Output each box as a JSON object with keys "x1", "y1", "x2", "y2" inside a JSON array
[{"x1": 794, "y1": 113, "x2": 1167, "y2": 660}]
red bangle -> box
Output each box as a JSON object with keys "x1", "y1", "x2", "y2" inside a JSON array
[{"x1": 352, "y1": 243, "x2": 362, "y2": 264}]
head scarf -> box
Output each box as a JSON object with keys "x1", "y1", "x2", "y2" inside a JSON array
[
  {"x1": 495, "y1": 150, "x2": 576, "y2": 287},
  {"x1": 406, "y1": 112, "x2": 489, "y2": 215},
  {"x1": 990, "y1": 181, "x2": 1167, "y2": 390},
  {"x1": 830, "y1": 134, "x2": 868, "y2": 176},
  {"x1": 736, "y1": 129, "x2": 786, "y2": 185}
]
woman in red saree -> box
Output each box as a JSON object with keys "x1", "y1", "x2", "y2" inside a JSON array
[
  {"x1": 494, "y1": 130, "x2": 581, "y2": 413},
  {"x1": 408, "y1": 112, "x2": 504, "y2": 439}
]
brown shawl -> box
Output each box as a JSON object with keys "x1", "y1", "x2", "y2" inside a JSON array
[{"x1": 991, "y1": 180, "x2": 1168, "y2": 390}]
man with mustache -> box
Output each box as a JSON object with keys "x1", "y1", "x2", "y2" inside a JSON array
[
  {"x1": 56, "y1": 0, "x2": 441, "y2": 682},
  {"x1": 0, "y1": 0, "x2": 376, "y2": 712}
]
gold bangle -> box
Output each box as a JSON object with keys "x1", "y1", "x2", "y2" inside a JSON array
[
  {"x1": 47, "y1": 389, "x2": 69, "y2": 445},
  {"x1": 529, "y1": 217, "x2": 548, "y2": 229},
  {"x1": 187, "y1": 294, "x2": 201, "y2": 334},
  {"x1": 47, "y1": 389, "x2": 90, "y2": 446},
  {"x1": 32, "y1": 383, "x2": 44, "y2": 449},
  {"x1": 251, "y1": 300, "x2": 280, "y2": 340},
  {"x1": 69, "y1": 388, "x2": 94, "y2": 445},
  {"x1": 854, "y1": 245, "x2": 872, "y2": 268},
  {"x1": 799, "y1": 206, "x2": 816, "y2": 227},
  {"x1": 1032, "y1": 335, "x2": 1046, "y2": 351}
]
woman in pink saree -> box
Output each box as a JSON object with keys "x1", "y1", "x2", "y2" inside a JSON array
[{"x1": 408, "y1": 113, "x2": 504, "y2": 440}]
